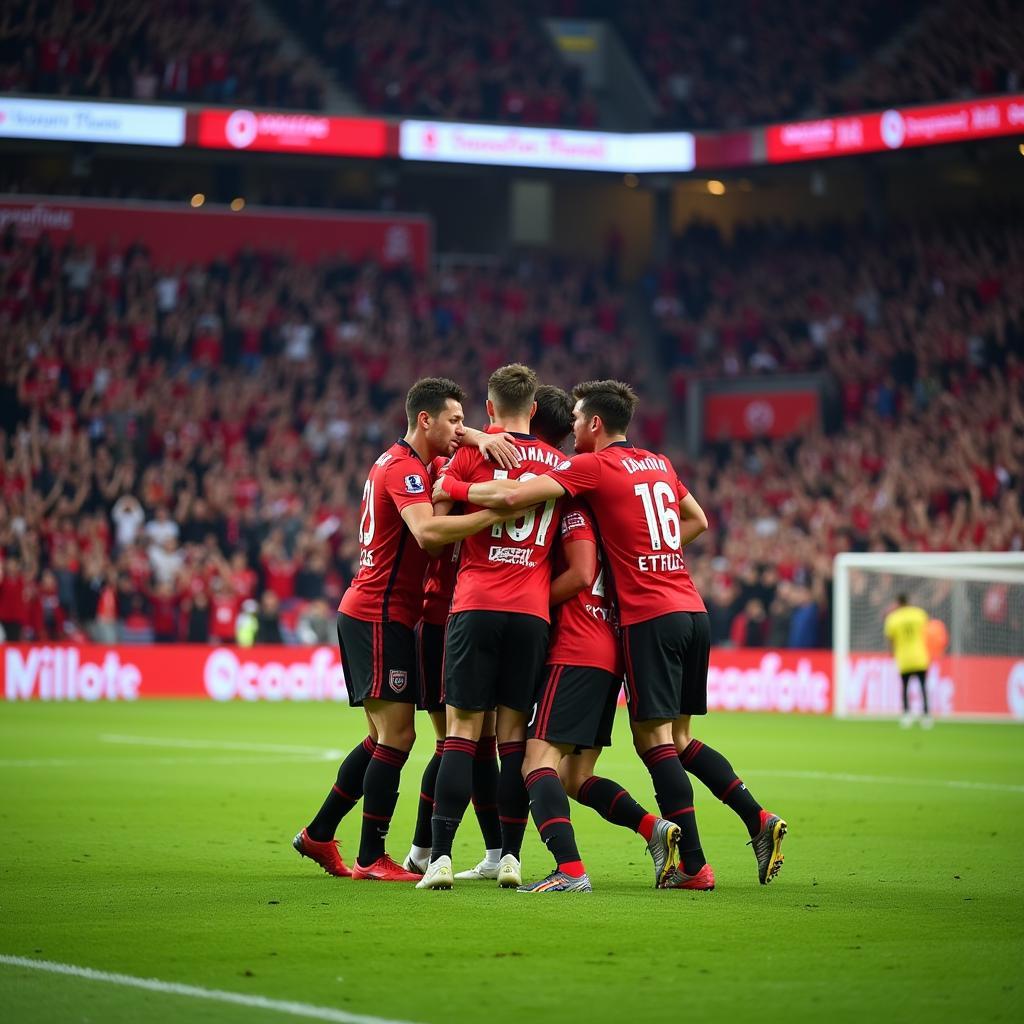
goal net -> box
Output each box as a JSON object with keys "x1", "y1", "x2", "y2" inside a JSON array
[{"x1": 833, "y1": 553, "x2": 1024, "y2": 720}]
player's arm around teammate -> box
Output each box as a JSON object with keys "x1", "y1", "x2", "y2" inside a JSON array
[
  {"x1": 434, "y1": 468, "x2": 561, "y2": 510},
  {"x1": 461, "y1": 426, "x2": 521, "y2": 470},
  {"x1": 296, "y1": 378, "x2": 517, "y2": 883},
  {"x1": 399, "y1": 499, "x2": 512, "y2": 555}
]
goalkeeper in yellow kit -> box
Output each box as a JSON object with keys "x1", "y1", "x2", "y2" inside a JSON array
[{"x1": 883, "y1": 594, "x2": 933, "y2": 729}]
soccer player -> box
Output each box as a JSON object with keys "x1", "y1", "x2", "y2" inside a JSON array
[
  {"x1": 884, "y1": 594, "x2": 933, "y2": 729},
  {"x1": 416, "y1": 364, "x2": 567, "y2": 891},
  {"x1": 492, "y1": 384, "x2": 681, "y2": 893},
  {"x1": 403, "y1": 461, "x2": 502, "y2": 879},
  {"x1": 293, "y1": 378, "x2": 519, "y2": 882},
  {"x1": 523, "y1": 472, "x2": 684, "y2": 889},
  {"x1": 447, "y1": 380, "x2": 788, "y2": 888},
  {"x1": 405, "y1": 386, "x2": 577, "y2": 881}
]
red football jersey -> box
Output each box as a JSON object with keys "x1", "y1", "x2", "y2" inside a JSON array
[
  {"x1": 548, "y1": 442, "x2": 706, "y2": 626},
  {"x1": 422, "y1": 456, "x2": 459, "y2": 625},
  {"x1": 339, "y1": 440, "x2": 432, "y2": 628},
  {"x1": 547, "y1": 499, "x2": 621, "y2": 675},
  {"x1": 445, "y1": 432, "x2": 566, "y2": 621}
]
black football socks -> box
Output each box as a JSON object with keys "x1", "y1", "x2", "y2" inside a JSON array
[
  {"x1": 412, "y1": 739, "x2": 445, "y2": 849},
  {"x1": 525, "y1": 767, "x2": 585, "y2": 876},
  {"x1": 306, "y1": 735, "x2": 376, "y2": 842},
  {"x1": 681, "y1": 739, "x2": 763, "y2": 838},
  {"x1": 576, "y1": 775, "x2": 657, "y2": 840},
  {"x1": 472, "y1": 734, "x2": 502, "y2": 851},
  {"x1": 641, "y1": 743, "x2": 706, "y2": 874},
  {"x1": 357, "y1": 743, "x2": 409, "y2": 865},
  {"x1": 497, "y1": 740, "x2": 528, "y2": 859},
  {"x1": 429, "y1": 737, "x2": 476, "y2": 862}
]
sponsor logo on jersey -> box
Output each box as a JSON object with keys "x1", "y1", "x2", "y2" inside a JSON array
[
  {"x1": 637, "y1": 553, "x2": 686, "y2": 572},
  {"x1": 359, "y1": 549, "x2": 375, "y2": 567},
  {"x1": 404, "y1": 474, "x2": 425, "y2": 494},
  {"x1": 488, "y1": 545, "x2": 535, "y2": 566},
  {"x1": 389, "y1": 669, "x2": 408, "y2": 693},
  {"x1": 562, "y1": 511, "x2": 587, "y2": 533}
]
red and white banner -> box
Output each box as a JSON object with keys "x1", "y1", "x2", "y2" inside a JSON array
[
  {"x1": 706, "y1": 650, "x2": 832, "y2": 714},
  {"x1": 0, "y1": 196, "x2": 431, "y2": 271},
  {"x1": 704, "y1": 390, "x2": 820, "y2": 441},
  {"x1": 840, "y1": 654, "x2": 1024, "y2": 720},
  {"x1": 6, "y1": 643, "x2": 1020, "y2": 719},
  {"x1": 399, "y1": 120, "x2": 695, "y2": 172},
  {"x1": 766, "y1": 94, "x2": 1024, "y2": 163},
  {"x1": 3, "y1": 644, "x2": 347, "y2": 702},
  {"x1": 195, "y1": 108, "x2": 390, "y2": 158}
]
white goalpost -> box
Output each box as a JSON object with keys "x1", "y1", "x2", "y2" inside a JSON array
[{"x1": 832, "y1": 552, "x2": 1024, "y2": 721}]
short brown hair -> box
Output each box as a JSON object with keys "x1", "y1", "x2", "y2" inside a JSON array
[
  {"x1": 487, "y1": 363, "x2": 537, "y2": 417},
  {"x1": 531, "y1": 385, "x2": 574, "y2": 448},
  {"x1": 572, "y1": 379, "x2": 639, "y2": 435},
  {"x1": 406, "y1": 377, "x2": 466, "y2": 429}
]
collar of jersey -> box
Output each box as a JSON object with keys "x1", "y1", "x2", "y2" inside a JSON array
[
  {"x1": 395, "y1": 438, "x2": 426, "y2": 463},
  {"x1": 606, "y1": 440, "x2": 633, "y2": 449},
  {"x1": 507, "y1": 431, "x2": 537, "y2": 440}
]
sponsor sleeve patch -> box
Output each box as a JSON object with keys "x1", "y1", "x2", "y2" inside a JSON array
[{"x1": 561, "y1": 511, "x2": 587, "y2": 535}]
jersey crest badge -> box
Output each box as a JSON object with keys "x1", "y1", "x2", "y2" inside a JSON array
[
  {"x1": 389, "y1": 669, "x2": 408, "y2": 693},
  {"x1": 404, "y1": 474, "x2": 426, "y2": 494}
]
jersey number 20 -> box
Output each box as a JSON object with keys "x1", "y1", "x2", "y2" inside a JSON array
[{"x1": 358, "y1": 480, "x2": 376, "y2": 545}]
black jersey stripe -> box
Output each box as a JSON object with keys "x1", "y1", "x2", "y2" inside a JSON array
[{"x1": 381, "y1": 526, "x2": 409, "y2": 623}]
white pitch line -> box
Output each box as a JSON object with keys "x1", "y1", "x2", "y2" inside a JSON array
[
  {"x1": 0, "y1": 955, "x2": 424, "y2": 1024},
  {"x1": 750, "y1": 768, "x2": 1024, "y2": 795},
  {"x1": 100, "y1": 734, "x2": 340, "y2": 757},
  {"x1": 0, "y1": 755, "x2": 332, "y2": 770}
]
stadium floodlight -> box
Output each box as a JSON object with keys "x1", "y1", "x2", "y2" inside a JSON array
[{"x1": 833, "y1": 552, "x2": 1024, "y2": 721}]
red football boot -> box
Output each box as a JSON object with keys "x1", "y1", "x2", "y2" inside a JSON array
[
  {"x1": 293, "y1": 828, "x2": 351, "y2": 877},
  {"x1": 351, "y1": 853, "x2": 423, "y2": 882},
  {"x1": 660, "y1": 862, "x2": 716, "y2": 891}
]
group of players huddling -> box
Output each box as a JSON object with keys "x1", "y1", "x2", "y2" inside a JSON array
[{"x1": 293, "y1": 365, "x2": 787, "y2": 892}]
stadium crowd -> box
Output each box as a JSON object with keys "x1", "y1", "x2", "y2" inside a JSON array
[
  {"x1": 1, "y1": 206, "x2": 1021, "y2": 650},
  {"x1": 656, "y1": 213, "x2": 1024, "y2": 646},
  {"x1": 4, "y1": 1, "x2": 1021, "y2": 133},
  {"x1": 829, "y1": 0, "x2": 1024, "y2": 116},
  {"x1": 613, "y1": 0, "x2": 921, "y2": 129},
  {"x1": 0, "y1": 225, "x2": 640, "y2": 645},
  {"x1": 275, "y1": 0, "x2": 599, "y2": 126},
  {"x1": 0, "y1": 0, "x2": 323, "y2": 109}
]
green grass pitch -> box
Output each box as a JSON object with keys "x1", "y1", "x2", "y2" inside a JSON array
[{"x1": 1, "y1": 701, "x2": 1021, "y2": 1023}]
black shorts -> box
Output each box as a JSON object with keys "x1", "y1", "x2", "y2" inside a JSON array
[
  {"x1": 900, "y1": 670, "x2": 927, "y2": 686},
  {"x1": 621, "y1": 611, "x2": 710, "y2": 721},
  {"x1": 528, "y1": 664, "x2": 621, "y2": 750},
  {"x1": 416, "y1": 620, "x2": 446, "y2": 713},
  {"x1": 337, "y1": 613, "x2": 418, "y2": 708},
  {"x1": 443, "y1": 610, "x2": 549, "y2": 713}
]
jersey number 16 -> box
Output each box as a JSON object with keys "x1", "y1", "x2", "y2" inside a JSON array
[{"x1": 634, "y1": 481, "x2": 681, "y2": 551}]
